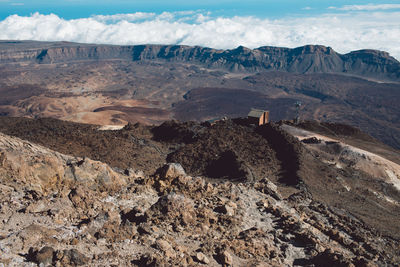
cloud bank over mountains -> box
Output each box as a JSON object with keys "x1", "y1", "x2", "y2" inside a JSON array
[{"x1": 0, "y1": 10, "x2": 399, "y2": 60}]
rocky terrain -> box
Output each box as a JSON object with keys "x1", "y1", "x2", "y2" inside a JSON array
[
  {"x1": 1, "y1": 41, "x2": 400, "y2": 150},
  {"x1": 0, "y1": 117, "x2": 399, "y2": 266}
]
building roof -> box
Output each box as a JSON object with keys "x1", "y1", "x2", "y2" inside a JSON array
[{"x1": 248, "y1": 108, "x2": 266, "y2": 118}]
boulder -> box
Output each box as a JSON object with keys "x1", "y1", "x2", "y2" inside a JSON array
[
  {"x1": 0, "y1": 133, "x2": 126, "y2": 194},
  {"x1": 157, "y1": 163, "x2": 187, "y2": 181},
  {"x1": 146, "y1": 193, "x2": 196, "y2": 226},
  {"x1": 32, "y1": 246, "x2": 54, "y2": 267},
  {"x1": 218, "y1": 250, "x2": 233, "y2": 266},
  {"x1": 156, "y1": 239, "x2": 176, "y2": 258},
  {"x1": 195, "y1": 252, "x2": 210, "y2": 264},
  {"x1": 56, "y1": 249, "x2": 88, "y2": 266}
]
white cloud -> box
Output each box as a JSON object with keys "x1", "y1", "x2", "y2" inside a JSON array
[
  {"x1": 91, "y1": 12, "x2": 156, "y2": 23},
  {"x1": 330, "y1": 4, "x2": 400, "y2": 11},
  {"x1": 0, "y1": 11, "x2": 399, "y2": 60}
]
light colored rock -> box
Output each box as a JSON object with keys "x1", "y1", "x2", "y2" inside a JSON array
[
  {"x1": 156, "y1": 239, "x2": 176, "y2": 258},
  {"x1": 156, "y1": 239, "x2": 172, "y2": 252},
  {"x1": 26, "y1": 200, "x2": 48, "y2": 214},
  {"x1": 158, "y1": 163, "x2": 186, "y2": 180},
  {"x1": 258, "y1": 179, "x2": 282, "y2": 200},
  {"x1": 219, "y1": 250, "x2": 233, "y2": 266},
  {"x1": 226, "y1": 201, "x2": 237, "y2": 215},
  {"x1": 256, "y1": 200, "x2": 269, "y2": 209},
  {"x1": 195, "y1": 252, "x2": 210, "y2": 264},
  {"x1": 224, "y1": 204, "x2": 235, "y2": 216},
  {"x1": 0, "y1": 133, "x2": 127, "y2": 194},
  {"x1": 216, "y1": 201, "x2": 237, "y2": 216}
]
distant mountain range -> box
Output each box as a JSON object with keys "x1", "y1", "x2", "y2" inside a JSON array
[{"x1": 1, "y1": 41, "x2": 399, "y2": 82}]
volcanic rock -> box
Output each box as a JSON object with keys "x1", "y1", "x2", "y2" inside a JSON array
[
  {"x1": 157, "y1": 163, "x2": 187, "y2": 181},
  {"x1": 0, "y1": 132, "x2": 127, "y2": 194},
  {"x1": 145, "y1": 193, "x2": 196, "y2": 226},
  {"x1": 31, "y1": 246, "x2": 54, "y2": 266},
  {"x1": 195, "y1": 252, "x2": 210, "y2": 264},
  {"x1": 218, "y1": 250, "x2": 233, "y2": 266},
  {"x1": 0, "y1": 119, "x2": 399, "y2": 266},
  {"x1": 55, "y1": 249, "x2": 88, "y2": 266}
]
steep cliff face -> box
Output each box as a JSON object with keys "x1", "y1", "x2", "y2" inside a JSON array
[
  {"x1": 0, "y1": 41, "x2": 399, "y2": 81},
  {"x1": 342, "y1": 49, "x2": 400, "y2": 80}
]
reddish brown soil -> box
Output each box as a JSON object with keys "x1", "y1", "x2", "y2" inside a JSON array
[
  {"x1": 0, "y1": 117, "x2": 168, "y2": 174},
  {"x1": 0, "y1": 84, "x2": 45, "y2": 106},
  {"x1": 94, "y1": 105, "x2": 171, "y2": 125},
  {"x1": 166, "y1": 120, "x2": 280, "y2": 182}
]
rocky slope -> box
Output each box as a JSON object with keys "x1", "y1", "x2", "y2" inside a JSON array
[
  {"x1": 1, "y1": 41, "x2": 399, "y2": 81},
  {"x1": 0, "y1": 117, "x2": 399, "y2": 266}
]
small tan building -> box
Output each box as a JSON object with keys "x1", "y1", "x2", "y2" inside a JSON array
[{"x1": 247, "y1": 109, "x2": 270, "y2": 125}]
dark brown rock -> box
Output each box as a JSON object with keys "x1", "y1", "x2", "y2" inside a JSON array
[
  {"x1": 34, "y1": 246, "x2": 54, "y2": 266},
  {"x1": 145, "y1": 193, "x2": 196, "y2": 226},
  {"x1": 56, "y1": 249, "x2": 88, "y2": 266}
]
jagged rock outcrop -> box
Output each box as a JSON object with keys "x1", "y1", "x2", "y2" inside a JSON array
[
  {"x1": 0, "y1": 40, "x2": 399, "y2": 81},
  {"x1": 0, "y1": 122, "x2": 399, "y2": 266},
  {"x1": 0, "y1": 132, "x2": 127, "y2": 194}
]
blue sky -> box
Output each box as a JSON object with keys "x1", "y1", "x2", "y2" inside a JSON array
[
  {"x1": 0, "y1": 1, "x2": 400, "y2": 59},
  {"x1": 1, "y1": 0, "x2": 400, "y2": 19}
]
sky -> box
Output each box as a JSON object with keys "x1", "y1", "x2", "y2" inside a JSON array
[{"x1": 0, "y1": 0, "x2": 400, "y2": 59}]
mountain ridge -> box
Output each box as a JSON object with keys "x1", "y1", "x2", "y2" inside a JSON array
[{"x1": 1, "y1": 40, "x2": 399, "y2": 82}]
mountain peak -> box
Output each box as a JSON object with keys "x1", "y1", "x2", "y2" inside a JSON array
[
  {"x1": 347, "y1": 49, "x2": 398, "y2": 62},
  {"x1": 293, "y1": 45, "x2": 335, "y2": 55}
]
